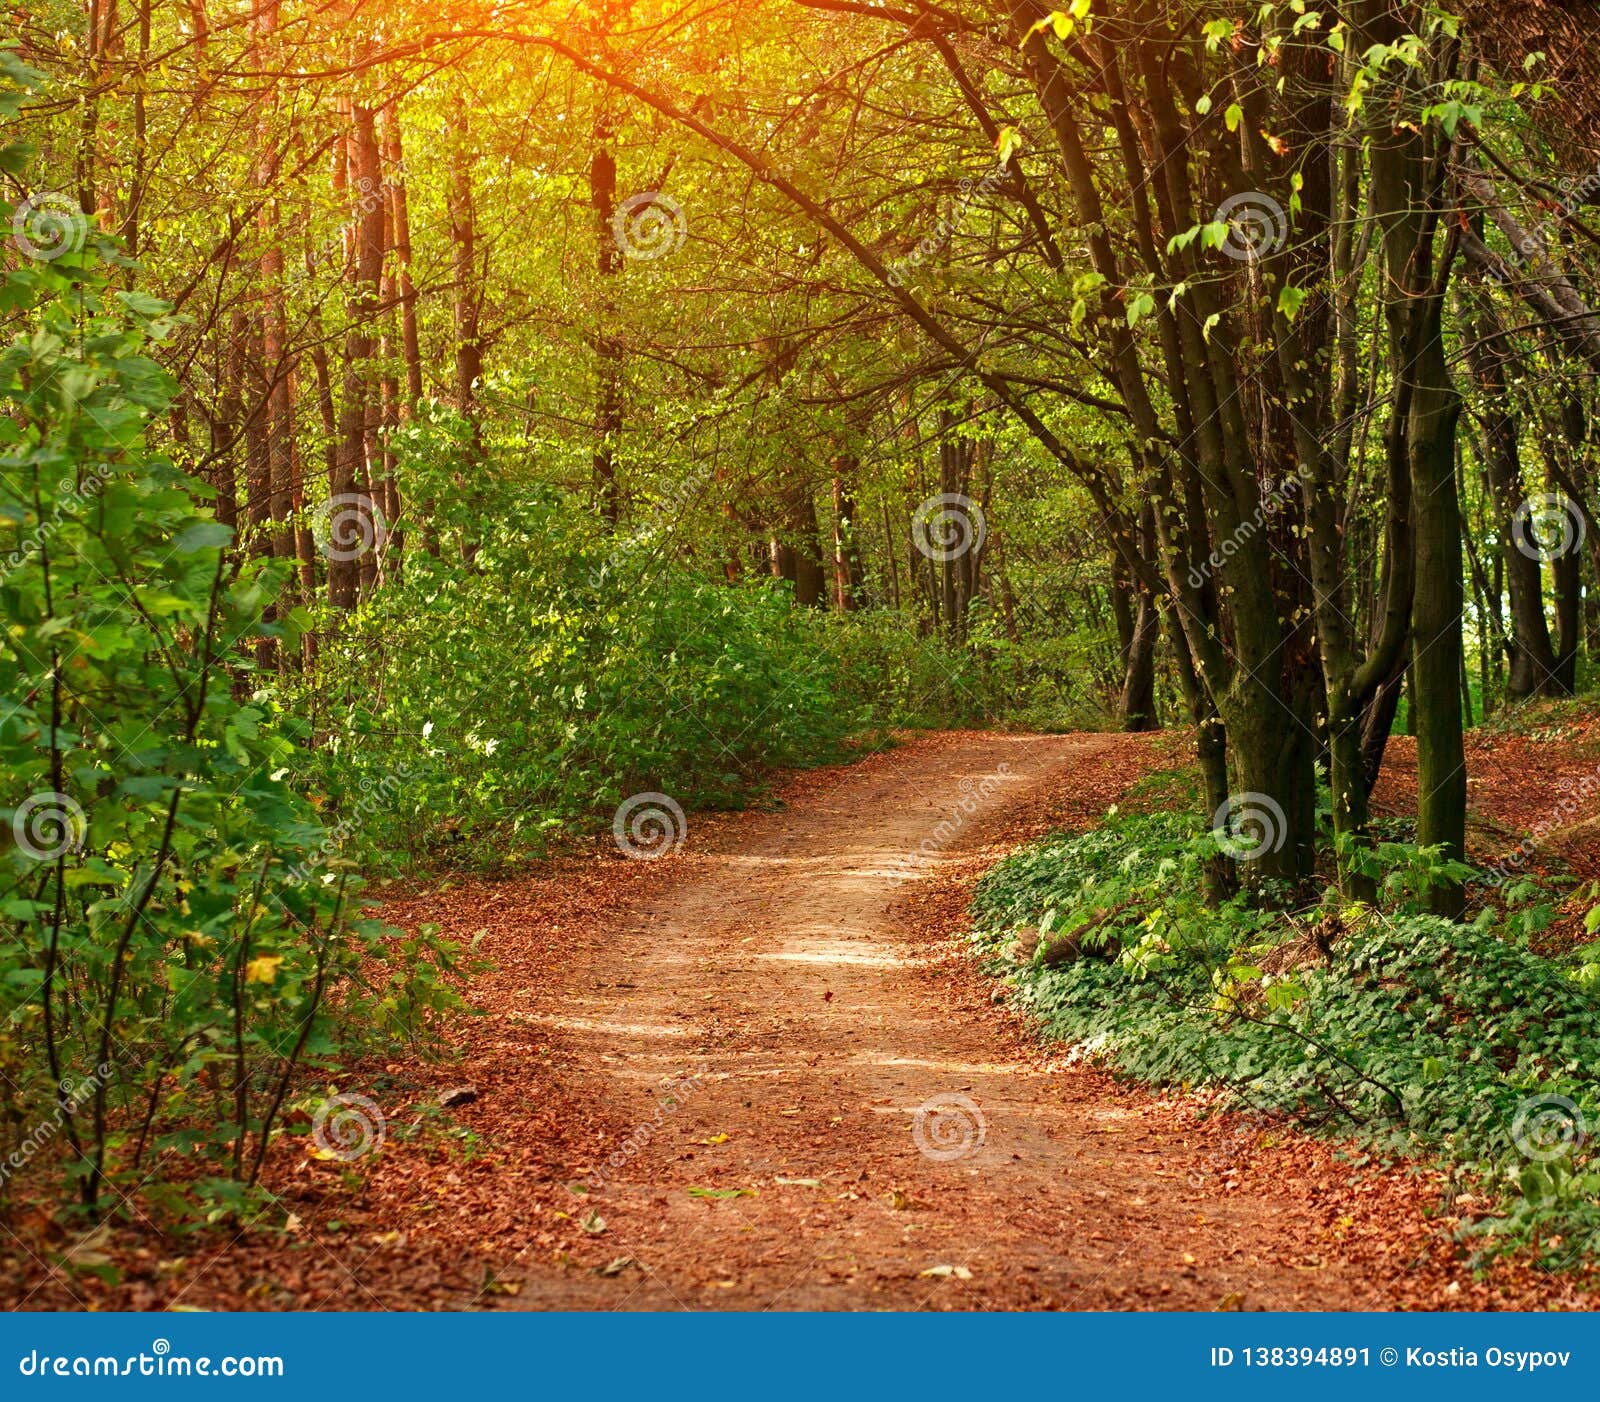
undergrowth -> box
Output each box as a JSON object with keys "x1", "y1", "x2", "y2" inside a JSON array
[
  {"x1": 970, "y1": 807, "x2": 1600, "y2": 1270},
  {"x1": 293, "y1": 443, "x2": 1121, "y2": 874}
]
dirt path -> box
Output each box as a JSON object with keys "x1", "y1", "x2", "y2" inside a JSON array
[
  {"x1": 27, "y1": 728, "x2": 1587, "y2": 1311},
  {"x1": 476, "y1": 732, "x2": 1389, "y2": 1310}
]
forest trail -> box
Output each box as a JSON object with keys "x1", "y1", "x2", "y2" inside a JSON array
[
  {"x1": 36, "y1": 729, "x2": 1586, "y2": 1311},
  {"x1": 464, "y1": 732, "x2": 1394, "y2": 1311}
]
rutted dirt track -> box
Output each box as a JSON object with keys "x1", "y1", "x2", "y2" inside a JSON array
[
  {"x1": 18, "y1": 729, "x2": 1591, "y2": 1310},
  {"x1": 388, "y1": 730, "x2": 1575, "y2": 1313},
  {"x1": 496, "y1": 730, "x2": 1386, "y2": 1311}
]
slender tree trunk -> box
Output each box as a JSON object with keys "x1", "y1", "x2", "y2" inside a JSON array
[
  {"x1": 448, "y1": 124, "x2": 486, "y2": 475},
  {"x1": 381, "y1": 103, "x2": 418, "y2": 576},
  {"x1": 330, "y1": 104, "x2": 385, "y2": 610},
  {"x1": 831, "y1": 465, "x2": 866, "y2": 611},
  {"x1": 591, "y1": 121, "x2": 624, "y2": 527},
  {"x1": 1409, "y1": 297, "x2": 1468, "y2": 913},
  {"x1": 775, "y1": 475, "x2": 826, "y2": 607},
  {"x1": 1465, "y1": 306, "x2": 1561, "y2": 696}
]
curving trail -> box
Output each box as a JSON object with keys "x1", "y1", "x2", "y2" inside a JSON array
[
  {"x1": 493, "y1": 732, "x2": 1393, "y2": 1311},
  {"x1": 45, "y1": 729, "x2": 1587, "y2": 1310}
]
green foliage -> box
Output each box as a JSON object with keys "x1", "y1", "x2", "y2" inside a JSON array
[
  {"x1": 294, "y1": 471, "x2": 873, "y2": 866},
  {"x1": 293, "y1": 418, "x2": 1122, "y2": 871},
  {"x1": 971, "y1": 813, "x2": 1600, "y2": 1265},
  {"x1": 815, "y1": 606, "x2": 1114, "y2": 734},
  {"x1": 0, "y1": 196, "x2": 457, "y2": 1217}
]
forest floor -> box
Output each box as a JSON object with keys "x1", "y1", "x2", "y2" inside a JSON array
[{"x1": 9, "y1": 725, "x2": 1600, "y2": 1311}]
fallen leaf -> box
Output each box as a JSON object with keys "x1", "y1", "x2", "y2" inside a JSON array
[
  {"x1": 686, "y1": 1186, "x2": 755, "y2": 1200},
  {"x1": 482, "y1": 1278, "x2": 521, "y2": 1296},
  {"x1": 918, "y1": 1264, "x2": 973, "y2": 1280}
]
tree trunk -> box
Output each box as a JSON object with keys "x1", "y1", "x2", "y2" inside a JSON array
[
  {"x1": 775, "y1": 476, "x2": 826, "y2": 608},
  {"x1": 330, "y1": 103, "x2": 385, "y2": 611},
  {"x1": 1408, "y1": 298, "x2": 1468, "y2": 914},
  {"x1": 1465, "y1": 306, "x2": 1562, "y2": 697},
  {"x1": 591, "y1": 121, "x2": 624, "y2": 527},
  {"x1": 448, "y1": 125, "x2": 486, "y2": 474},
  {"x1": 831, "y1": 468, "x2": 866, "y2": 611}
]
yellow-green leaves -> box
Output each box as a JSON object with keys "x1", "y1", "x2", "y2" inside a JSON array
[{"x1": 1022, "y1": 0, "x2": 1094, "y2": 48}]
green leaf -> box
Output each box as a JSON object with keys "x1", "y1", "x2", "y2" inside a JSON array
[{"x1": 174, "y1": 520, "x2": 233, "y2": 554}]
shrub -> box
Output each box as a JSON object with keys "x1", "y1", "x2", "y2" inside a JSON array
[
  {"x1": 291, "y1": 472, "x2": 873, "y2": 866},
  {"x1": 0, "y1": 172, "x2": 454, "y2": 1218}
]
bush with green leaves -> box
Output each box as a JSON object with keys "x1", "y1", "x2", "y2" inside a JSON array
[
  {"x1": 292, "y1": 459, "x2": 878, "y2": 866},
  {"x1": 971, "y1": 809, "x2": 1600, "y2": 1265},
  {"x1": 813, "y1": 606, "x2": 1116, "y2": 733},
  {"x1": 0, "y1": 113, "x2": 457, "y2": 1219}
]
